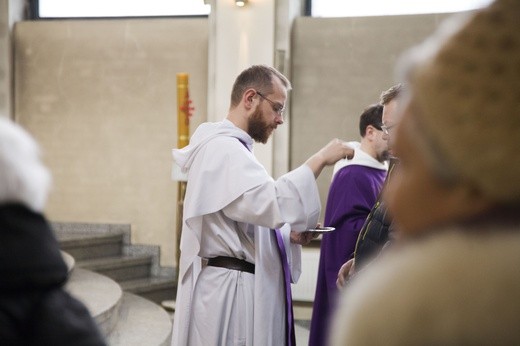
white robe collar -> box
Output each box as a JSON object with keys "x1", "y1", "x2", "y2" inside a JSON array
[
  {"x1": 332, "y1": 141, "x2": 389, "y2": 178},
  {"x1": 173, "y1": 119, "x2": 253, "y2": 174}
]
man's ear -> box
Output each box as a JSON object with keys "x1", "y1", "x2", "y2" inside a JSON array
[
  {"x1": 365, "y1": 125, "x2": 376, "y2": 140},
  {"x1": 243, "y1": 89, "x2": 257, "y2": 110}
]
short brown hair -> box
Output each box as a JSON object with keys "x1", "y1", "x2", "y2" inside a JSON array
[
  {"x1": 380, "y1": 83, "x2": 404, "y2": 106},
  {"x1": 230, "y1": 65, "x2": 292, "y2": 108}
]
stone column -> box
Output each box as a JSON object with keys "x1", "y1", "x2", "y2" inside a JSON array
[
  {"x1": 0, "y1": 0, "x2": 25, "y2": 119},
  {"x1": 206, "y1": 0, "x2": 303, "y2": 175},
  {"x1": 273, "y1": 0, "x2": 304, "y2": 178}
]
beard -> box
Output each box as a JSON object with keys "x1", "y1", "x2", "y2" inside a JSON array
[
  {"x1": 247, "y1": 107, "x2": 274, "y2": 144},
  {"x1": 377, "y1": 149, "x2": 391, "y2": 163}
]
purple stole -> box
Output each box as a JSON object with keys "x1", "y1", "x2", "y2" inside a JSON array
[
  {"x1": 274, "y1": 229, "x2": 296, "y2": 346},
  {"x1": 237, "y1": 138, "x2": 295, "y2": 346}
]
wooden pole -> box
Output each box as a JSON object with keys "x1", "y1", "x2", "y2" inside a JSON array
[{"x1": 175, "y1": 73, "x2": 191, "y2": 271}]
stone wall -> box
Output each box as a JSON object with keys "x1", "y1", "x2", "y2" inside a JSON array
[
  {"x1": 290, "y1": 13, "x2": 451, "y2": 215},
  {"x1": 14, "y1": 18, "x2": 208, "y2": 267}
]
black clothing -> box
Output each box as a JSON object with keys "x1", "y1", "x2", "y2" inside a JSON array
[
  {"x1": 353, "y1": 159, "x2": 398, "y2": 270},
  {"x1": 0, "y1": 204, "x2": 106, "y2": 346}
]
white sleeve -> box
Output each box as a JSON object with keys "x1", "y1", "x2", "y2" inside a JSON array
[
  {"x1": 280, "y1": 223, "x2": 302, "y2": 283},
  {"x1": 222, "y1": 164, "x2": 321, "y2": 231}
]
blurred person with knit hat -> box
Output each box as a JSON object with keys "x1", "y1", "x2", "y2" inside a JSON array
[{"x1": 330, "y1": 0, "x2": 520, "y2": 344}]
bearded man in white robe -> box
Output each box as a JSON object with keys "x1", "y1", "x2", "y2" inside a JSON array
[{"x1": 171, "y1": 65, "x2": 354, "y2": 346}]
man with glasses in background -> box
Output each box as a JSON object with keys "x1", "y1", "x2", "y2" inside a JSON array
[
  {"x1": 171, "y1": 64, "x2": 354, "y2": 346},
  {"x1": 309, "y1": 103, "x2": 388, "y2": 346},
  {"x1": 336, "y1": 83, "x2": 404, "y2": 288}
]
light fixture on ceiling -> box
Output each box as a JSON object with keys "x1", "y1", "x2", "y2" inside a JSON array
[{"x1": 235, "y1": 0, "x2": 248, "y2": 7}]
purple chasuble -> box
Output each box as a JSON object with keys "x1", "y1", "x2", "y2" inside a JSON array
[{"x1": 309, "y1": 165, "x2": 386, "y2": 346}]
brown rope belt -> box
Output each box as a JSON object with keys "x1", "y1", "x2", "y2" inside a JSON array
[{"x1": 207, "y1": 256, "x2": 255, "y2": 274}]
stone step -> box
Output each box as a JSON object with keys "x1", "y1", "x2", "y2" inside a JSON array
[
  {"x1": 77, "y1": 254, "x2": 153, "y2": 282},
  {"x1": 54, "y1": 221, "x2": 177, "y2": 307},
  {"x1": 65, "y1": 267, "x2": 122, "y2": 337},
  {"x1": 65, "y1": 267, "x2": 172, "y2": 345},
  {"x1": 121, "y1": 276, "x2": 176, "y2": 304},
  {"x1": 55, "y1": 228, "x2": 125, "y2": 261},
  {"x1": 61, "y1": 250, "x2": 75, "y2": 273},
  {"x1": 106, "y1": 292, "x2": 172, "y2": 346}
]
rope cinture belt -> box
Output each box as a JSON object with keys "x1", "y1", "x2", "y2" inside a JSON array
[{"x1": 207, "y1": 256, "x2": 255, "y2": 274}]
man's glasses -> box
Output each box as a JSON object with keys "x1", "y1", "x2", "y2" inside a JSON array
[
  {"x1": 256, "y1": 91, "x2": 285, "y2": 116},
  {"x1": 381, "y1": 123, "x2": 397, "y2": 135}
]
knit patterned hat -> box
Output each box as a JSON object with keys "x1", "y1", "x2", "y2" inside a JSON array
[{"x1": 401, "y1": 0, "x2": 520, "y2": 202}]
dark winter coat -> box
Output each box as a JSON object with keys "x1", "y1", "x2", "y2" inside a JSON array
[{"x1": 0, "y1": 204, "x2": 106, "y2": 346}]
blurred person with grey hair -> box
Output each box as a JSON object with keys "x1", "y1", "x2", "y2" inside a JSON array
[
  {"x1": 330, "y1": 0, "x2": 520, "y2": 344},
  {"x1": 0, "y1": 117, "x2": 106, "y2": 345}
]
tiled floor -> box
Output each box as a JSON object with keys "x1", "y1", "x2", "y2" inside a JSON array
[
  {"x1": 295, "y1": 320, "x2": 311, "y2": 345},
  {"x1": 169, "y1": 304, "x2": 314, "y2": 345},
  {"x1": 294, "y1": 303, "x2": 313, "y2": 345}
]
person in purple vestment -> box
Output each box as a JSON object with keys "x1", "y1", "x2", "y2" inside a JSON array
[{"x1": 309, "y1": 103, "x2": 389, "y2": 346}]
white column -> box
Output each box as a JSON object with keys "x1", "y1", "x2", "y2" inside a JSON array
[
  {"x1": 273, "y1": 0, "x2": 304, "y2": 178},
  {"x1": 0, "y1": 0, "x2": 25, "y2": 119},
  {"x1": 206, "y1": 0, "x2": 304, "y2": 175},
  {"x1": 207, "y1": 0, "x2": 276, "y2": 174}
]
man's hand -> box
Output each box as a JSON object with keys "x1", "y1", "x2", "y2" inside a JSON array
[
  {"x1": 336, "y1": 258, "x2": 356, "y2": 289},
  {"x1": 305, "y1": 139, "x2": 355, "y2": 178},
  {"x1": 290, "y1": 231, "x2": 319, "y2": 245}
]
